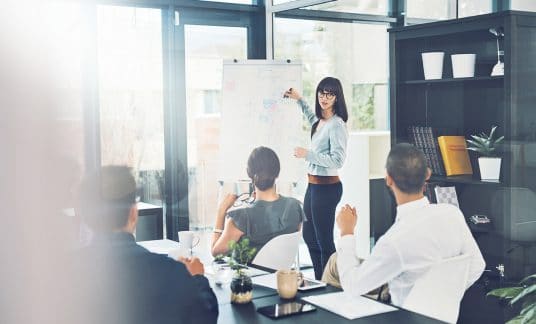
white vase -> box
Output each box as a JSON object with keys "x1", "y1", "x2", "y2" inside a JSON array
[
  {"x1": 478, "y1": 157, "x2": 501, "y2": 180},
  {"x1": 451, "y1": 54, "x2": 476, "y2": 78},
  {"x1": 422, "y1": 52, "x2": 444, "y2": 80}
]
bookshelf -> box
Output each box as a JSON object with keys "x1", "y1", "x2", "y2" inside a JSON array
[
  {"x1": 403, "y1": 75, "x2": 503, "y2": 84},
  {"x1": 388, "y1": 11, "x2": 536, "y2": 284}
]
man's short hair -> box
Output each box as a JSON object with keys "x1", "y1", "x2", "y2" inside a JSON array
[
  {"x1": 78, "y1": 166, "x2": 137, "y2": 231},
  {"x1": 386, "y1": 143, "x2": 428, "y2": 194}
]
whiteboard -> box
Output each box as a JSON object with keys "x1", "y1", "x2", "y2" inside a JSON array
[{"x1": 219, "y1": 60, "x2": 307, "y2": 183}]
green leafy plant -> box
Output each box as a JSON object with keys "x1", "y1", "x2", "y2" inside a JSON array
[
  {"x1": 466, "y1": 125, "x2": 505, "y2": 157},
  {"x1": 487, "y1": 274, "x2": 536, "y2": 324},
  {"x1": 228, "y1": 238, "x2": 257, "y2": 276}
]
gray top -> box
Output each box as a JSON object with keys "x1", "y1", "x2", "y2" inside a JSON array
[
  {"x1": 297, "y1": 99, "x2": 348, "y2": 176},
  {"x1": 227, "y1": 196, "x2": 305, "y2": 255}
]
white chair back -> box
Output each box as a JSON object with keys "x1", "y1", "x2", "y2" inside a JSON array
[
  {"x1": 403, "y1": 254, "x2": 471, "y2": 324},
  {"x1": 251, "y1": 231, "x2": 301, "y2": 270}
]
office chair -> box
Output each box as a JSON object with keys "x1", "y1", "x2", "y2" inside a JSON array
[
  {"x1": 403, "y1": 254, "x2": 471, "y2": 324},
  {"x1": 251, "y1": 231, "x2": 301, "y2": 271}
]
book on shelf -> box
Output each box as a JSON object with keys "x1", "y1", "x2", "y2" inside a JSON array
[
  {"x1": 437, "y1": 136, "x2": 473, "y2": 176},
  {"x1": 423, "y1": 182, "x2": 437, "y2": 203},
  {"x1": 408, "y1": 126, "x2": 446, "y2": 176}
]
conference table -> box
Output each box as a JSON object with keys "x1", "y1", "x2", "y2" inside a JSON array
[{"x1": 138, "y1": 239, "x2": 445, "y2": 324}]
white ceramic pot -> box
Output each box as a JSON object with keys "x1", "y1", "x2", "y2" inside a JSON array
[
  {"x1": 422, "y1": 52, "x2": 444, "y2": 80},
  {"x1": 478, "y1": 157, "x2": 501, "y2": 180},
  {"x1": 451, "y1": 54, "x2": 476, "y2": 78}
]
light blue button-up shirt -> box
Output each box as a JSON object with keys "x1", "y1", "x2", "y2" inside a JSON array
[{"x1": 297, "y1": 99, "x2": 348, "y2": 176}]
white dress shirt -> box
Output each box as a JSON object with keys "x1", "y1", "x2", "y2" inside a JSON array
[{"x1": 337, "y1": 197, "x2": 485, "y2": 306}]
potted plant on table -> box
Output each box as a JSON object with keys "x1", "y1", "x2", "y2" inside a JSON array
[
  {"x1": 467, "y1": 125, "x2": 504, "y2": 180},
  {"x1": 487, "y1": 273, "x2": 536, "y2": 324},
  {"x1": 228, "y1": 238, "x2": 257, "y2": 304}
]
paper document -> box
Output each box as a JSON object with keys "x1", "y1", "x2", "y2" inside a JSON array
[
  {"x1": 302, "y1": 292, "x2": 397, "y2": 320},
  {"x1": 137, "y1": 239, "x2": 179, "y2": 255},
  {"x1": 206, "y1": 264, "x2": 269, "y2": 278},
  {"x1": 252, "y1": 273, "x2": 278, "y2": 289}
]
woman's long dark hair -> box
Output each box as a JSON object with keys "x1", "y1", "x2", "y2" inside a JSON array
[
  {"x1": 246, "y1": 146, "x2": 280, "y2": 191},
  {"x1": 312, "y1": 77, "x2": 348, "y2": 137}
]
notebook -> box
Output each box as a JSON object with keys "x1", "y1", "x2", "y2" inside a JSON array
[{"x1": 302, "y1": 292, "x2": 397, "y2": 320}]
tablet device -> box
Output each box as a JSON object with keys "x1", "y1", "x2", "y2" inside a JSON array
[
  {"x1": 257, "y1": 302, "x2": 316, "y2": 319},
  {"x1": 298, "y1": 278, "x2": 327, "y2": 291}
]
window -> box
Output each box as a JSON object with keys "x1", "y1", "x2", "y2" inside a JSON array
[
  {"x1": 200, "y1": 0, "x2": 254, "y2": 4},
  {"x1": 458, "y1": 0, "x2": 492, "y2": 18},
  {"x1": 407, "y1": 0, "x2": 492, "y2": 20},
  {"x1": 274, "y1": 18, "x2": 389, "y2": 131},
  {"x1": 303, "y1": 0, "x2": 388, "y2": 15},
  {"x1": 185, "y1": 25, "x2": 247, "y2": 229},
  {"x1": 511, "y1": 0, "x2": 536, "y2": 11},
  {"x1": 40, "y1": 1, "x2": 85, "y2": 208},
  {"x1": 406, "y1": 0, "x2": 453, "y2": 20},
  {"x1": 203, "y1": 90, "x2": 221, "y2": 114},
  {"x1": 97, "y1": 6, "x2": 165, "y2": 207}
]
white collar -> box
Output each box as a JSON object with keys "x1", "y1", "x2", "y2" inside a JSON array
[{"x1": 395, "y1": 197, "x2": 430, "y2": 222}]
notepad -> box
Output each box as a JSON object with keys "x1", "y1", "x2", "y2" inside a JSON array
[
  {"x1": 302, "y1": 292, "x2": 397, "y2": 320},
  {"x1": 205, "y1": 264, "x2": 268, "y2": 278},
  {"x1": 252, "y1": 273, "x2": 278, "y2": 289}
]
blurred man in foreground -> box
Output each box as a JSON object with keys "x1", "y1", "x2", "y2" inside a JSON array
[{"x1": 74, "y1": 166, "x2": 218, "y2": 324}]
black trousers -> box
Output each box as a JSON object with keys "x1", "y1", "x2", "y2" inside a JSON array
[{"x1": 302, "y1": 181, "x2": 343, "y2": 279}]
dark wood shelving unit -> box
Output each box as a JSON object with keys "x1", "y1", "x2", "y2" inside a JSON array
[
  {"x1": 403, "y1": 75, "x2": 503, "y2": 84},
  {"x1": 384, "y1": 11, "x2": 536, "y2": 323},
  {"x1": 429, "y1": 174, "x2": 502, "y2": 185}
]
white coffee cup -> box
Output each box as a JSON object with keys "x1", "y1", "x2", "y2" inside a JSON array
[{"x1": 178, "y1": 231, "x2": 200, "y2": 250}]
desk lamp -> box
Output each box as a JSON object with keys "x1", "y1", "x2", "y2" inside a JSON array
[{"x1": 489, "y1": 27, "x2": 504, "y2": 76}]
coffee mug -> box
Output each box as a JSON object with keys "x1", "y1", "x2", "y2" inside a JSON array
[
  {"x1": 276, "y1": 269, "x2": 299, "y2": 299},
  {"x1": 178, "y1": 231, "x2": 200, "y2": 251},
  {"x1": 234, "y1": 180, "x2": 253, "y2": 196}
]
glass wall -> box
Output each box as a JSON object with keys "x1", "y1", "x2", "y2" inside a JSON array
[
  {"x1": 303, "y1": 0, "x2": 388, "y2": 15},
  {"x1": 407, "y1": 0, "x2": 492, "y2": 20},
  {"x1": 274, "y1": 18, "x2": 389, "y2": 132},
  {"x1": 38, "y1": 1, "x2": 86, "y2": 211},
  {"x1": 511, "y1": 0, "x2": 536, "y2": 11},
  {"x1": 97, "y1": 6, "x2": 165, "y2": 207},
  {"x1": 185, "y1": 25, "x2": 247, "y2": 229},
  {"x1": 406, "y1": 0, "x2": 453, "y2": 20},
  {"x1": 458, "y1": 0, "x2": 492, "y2": 18}
]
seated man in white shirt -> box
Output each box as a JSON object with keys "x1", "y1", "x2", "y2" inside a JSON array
[{"x1": 330, "y1": 143, "x2": 485, "y2": 307}]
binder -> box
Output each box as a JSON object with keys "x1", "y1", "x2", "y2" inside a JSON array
[
  {"x1": 408, "y1": 126, "x2": 446, "y2": 176},
  {"x1": 437, "y1": 136, "x2": 473, "y2": 176}
]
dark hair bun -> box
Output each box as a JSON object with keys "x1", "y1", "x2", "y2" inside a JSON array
[{"x1": 247, "y1": 147, "x2": 280, "y2": 191}]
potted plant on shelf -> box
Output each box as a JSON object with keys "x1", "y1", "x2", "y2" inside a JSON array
[
  {"x1": 487, "y1": 273, "x2": 535, "y2": 324},
  {"x1": 228, "y1": 238, "x2": 257, "y2": 304},
  {"x1": 467, "y1": 125, "x2": 504, "y2": 180}
]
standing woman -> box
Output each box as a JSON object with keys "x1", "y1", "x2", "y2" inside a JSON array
[{"x1": 284, "y1": 77, "x2": 348, "y2": 279}]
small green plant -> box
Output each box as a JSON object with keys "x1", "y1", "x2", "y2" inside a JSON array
[
  {"x1": 466, "y1": 125, "x2": 505, "y2": 157},
  {"x1": 228, "y1": 238, "x2": 257, "y2": 276},
  {"x1": 487, "y1": 274, "x2": 536, "y2": 324}
]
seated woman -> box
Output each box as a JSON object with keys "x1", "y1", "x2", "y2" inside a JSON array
[{"x1": 211, "y1": 146, "x2": 305, "y2": 257}]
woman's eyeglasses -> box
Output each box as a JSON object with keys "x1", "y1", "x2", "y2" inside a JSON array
[{"x1": 317, "y1": 91, "x2": 336, "y2": 100}]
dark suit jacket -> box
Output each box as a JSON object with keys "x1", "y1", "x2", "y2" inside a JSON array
[{"x1": 73, "y1": 232, "x2": 218, "y2": 324}]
